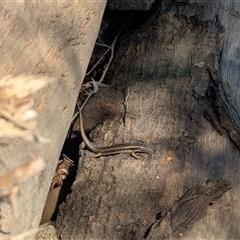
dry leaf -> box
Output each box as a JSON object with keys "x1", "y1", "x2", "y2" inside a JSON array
[{"x1": 0, "y1": 75, "x2": 55, "y2": 140}]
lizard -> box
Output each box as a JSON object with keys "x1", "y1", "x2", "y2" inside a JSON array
[{"x1": 77, "y1": 103, "x2": 152, "y2": 159}]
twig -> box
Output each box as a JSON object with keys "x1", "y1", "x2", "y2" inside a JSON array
[
  {"x1": 85, "y1": 47, "x2": 111, "y2": 76},
  {"x1": 74, "y1": 15, "x2": 132, "y2": 120}
]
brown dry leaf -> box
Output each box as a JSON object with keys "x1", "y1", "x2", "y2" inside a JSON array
[
  {"x1": 0, "y1": 75, "x2": 54, "y2": 100},
  {"x1": 50, "y1": 154, "x2": 74, "y2": 189},
  {"x1": 0, "y1": 75, "x2": 55, "y2": 140}
]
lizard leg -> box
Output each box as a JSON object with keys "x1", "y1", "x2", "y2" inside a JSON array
[
  {"x1": 90, "y1": 152, "x2": 103, "y2": 160},
  {"x1": 131, "y1": 151, "x2": 142, "y2": 159}
]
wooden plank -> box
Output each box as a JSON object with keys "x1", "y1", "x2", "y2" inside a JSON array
[{"x1": 0, "y1": 1, "x2": 106, "y2": 239}]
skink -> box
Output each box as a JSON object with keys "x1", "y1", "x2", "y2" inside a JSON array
[{"x1": 77, "y1": 104, "x2": 152, "y2": 159}]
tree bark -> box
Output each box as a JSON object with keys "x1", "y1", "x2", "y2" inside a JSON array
[
  {"x1": 0, "y1": 1, "x2": 106, "y2": 239},
  {"x1": 56, "y1": 1, "x2": 240, "y2": 239}
]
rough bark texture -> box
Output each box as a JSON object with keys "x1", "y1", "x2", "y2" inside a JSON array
[
  {"x1": 56, "y1": 0, "x2": 240, "y2": 239},
  {"x1": 0, "y1": 1, "x2": 106, "y2": 239}
]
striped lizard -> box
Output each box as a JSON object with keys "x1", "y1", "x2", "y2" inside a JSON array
[{"x1": 77, "y1": 104, "x2": 152, "y2": 159}]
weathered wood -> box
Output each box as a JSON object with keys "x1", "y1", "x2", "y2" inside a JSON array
[
  {"x1": 0, "y1": 1, "x2": 106, "y2": 239},
  {"x1": 56, "y1": 1, "x2": 240, "y2": 239},
  {"x1": 147, "y1": 180, "x2": 231, "y2": 239}
]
